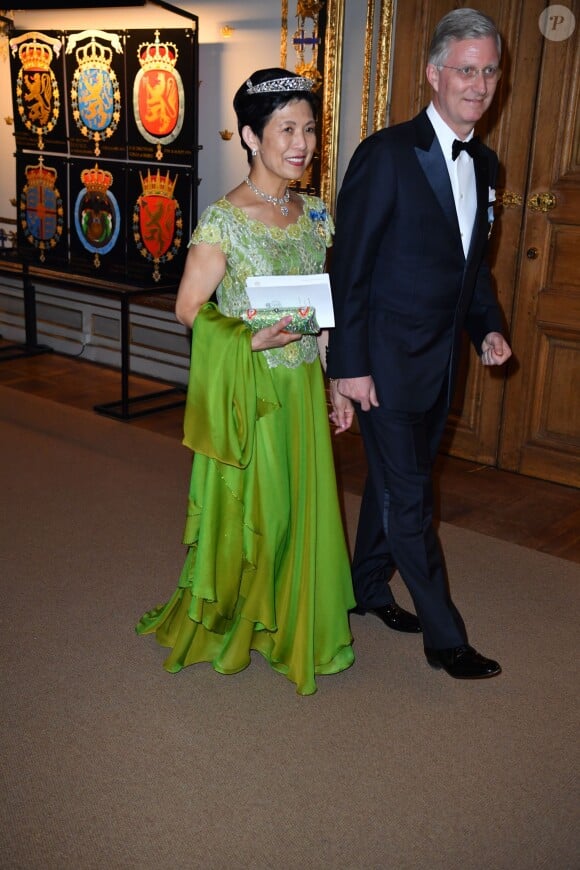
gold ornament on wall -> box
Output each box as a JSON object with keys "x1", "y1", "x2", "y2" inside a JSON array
[
  {"x1": 281, "y1": 0, "x2": 339, "y2": 206},
  {"x1": 292, "y1": 1, "x2": 323, "y2": 90},
  {"x1": 0, "y1": 10, "x2": 14, "y2": 63},
  {"x1": 280, "y1": 2, "x2": 326, "y2": 193}
]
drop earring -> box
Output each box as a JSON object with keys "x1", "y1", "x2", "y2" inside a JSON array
[{"x1": 251, "y1": 149, "x2": 257, "y2": 157}]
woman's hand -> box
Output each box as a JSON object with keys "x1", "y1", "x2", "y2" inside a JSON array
[
  {"x1": 329, "y1": 380, "x2": 355, "y2": 434},
  {"x1": 250, "y1": 316, "x2": 302, "y2": 351}
]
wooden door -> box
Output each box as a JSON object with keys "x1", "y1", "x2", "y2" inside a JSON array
[
  {"x1": 388, "y1": 0, "x2": 579, "y2": 485},
  {"x1": 498, "y1": 6, "x2": 580, "y2": 486}
]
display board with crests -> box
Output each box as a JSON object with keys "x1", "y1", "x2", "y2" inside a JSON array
[{"x1": 9, "y1": 25, "x2": 198, "y2": 285}]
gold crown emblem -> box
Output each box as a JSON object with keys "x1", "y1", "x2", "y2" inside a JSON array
[
  {"x1": 25, "y1": 157, "x2": 57, "y2": 189},
  {"x1": 81, "y1": 164, "x2": 113, "y2": 195},
  {"x1": 75, "y1": 36, "x2": 113, "y2": 70},
  {"x1": 139, "y1": 169, "x2": 177, "y2": 199},
  {"x1": 19, "y1": 36, "x2": 53, "y2": 72},
  {"x1": 137, "y1": 30, "x2": 178, "y2": 72}
]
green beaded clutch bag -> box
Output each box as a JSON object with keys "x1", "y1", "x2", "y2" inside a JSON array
[{"x1": 239, "y1": 306, "x2": 320, "y2": 334}]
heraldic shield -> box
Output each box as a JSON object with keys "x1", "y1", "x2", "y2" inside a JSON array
[
  {"x1": 130, "y1": 167, "x2": 186, "y2": 283},
  {"x1": 9, "y1": 31, "x2": 63, "y2": 152},
  {"x1": 73, "y1": 162, "x2": 122, "y2": 271},
  {"x1": 66, "y1": 29, "x2": 123, "y2": 157},
  {"x1": 17, "y1": 155, "x2": 66, "y2": 265},
  {"x1": 126, "y1": 27, "x2": 194, "y2": 164},
  {"x1": 133, "y1": 30, "x2": 184, "y2": 161}
]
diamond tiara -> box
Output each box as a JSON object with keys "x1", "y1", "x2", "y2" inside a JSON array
[{"x1": 245, "y1": 76, "x2": 314, "y2": 95}]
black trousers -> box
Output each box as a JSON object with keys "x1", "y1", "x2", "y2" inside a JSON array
[{"x1": 353, "y1": 386, "x2": 467, "y2": 649}]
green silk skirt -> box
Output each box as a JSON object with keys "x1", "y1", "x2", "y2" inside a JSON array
[{"x1": 136, "y1": 308, "x2": 355, "y2": 695}]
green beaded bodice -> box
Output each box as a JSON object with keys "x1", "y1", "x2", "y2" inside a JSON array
[{"x1": 190, "y1": 194, "x2": 333, "y2": 369}]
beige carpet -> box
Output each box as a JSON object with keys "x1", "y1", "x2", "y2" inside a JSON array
[{"x1": 1, "y1": 385, "x2": 578, "y2": 870}]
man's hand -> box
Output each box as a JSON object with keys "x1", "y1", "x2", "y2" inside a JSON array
[
  {"x1": 481, "y1": 332, "x2": 512, "y2": 366},
  {"x1": 335, "y1": 375, "x2": 379, "y2": 411}
]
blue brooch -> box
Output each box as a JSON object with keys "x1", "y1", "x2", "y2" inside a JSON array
[{"x1": 310, "y1": 207, "x2": 327, "y2": 238}]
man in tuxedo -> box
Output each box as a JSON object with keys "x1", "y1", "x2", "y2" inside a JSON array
[{"x1": 327, "y1": 8, "x2": 512, "y2": 679}]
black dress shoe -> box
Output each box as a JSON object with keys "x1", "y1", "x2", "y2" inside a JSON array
[
  {"x1": 424, "y1": 645, "x2": 501, "y2": 679},
  {"x1": 363, "y1": 604, "x2": 422, "y2": 633}
]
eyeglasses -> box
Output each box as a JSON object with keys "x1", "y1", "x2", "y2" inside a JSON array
[{"x1": 438, "y1": 65, "x2": 502, "y2": 81}]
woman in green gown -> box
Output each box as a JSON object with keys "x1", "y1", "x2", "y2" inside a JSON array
[{"x1": 136, "y1": 68, "x2": 356, "y2": 695}]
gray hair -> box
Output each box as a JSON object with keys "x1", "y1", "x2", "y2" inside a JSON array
[{"x1": 428, "y1": 8, "x2": 501, "y2": 67}]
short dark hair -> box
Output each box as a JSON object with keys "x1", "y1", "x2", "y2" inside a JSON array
[
  {"x1": 233, "y1": 68, "x2": 320, "y2": 163},
  {"x1": 428, "y1": 8, "x2": 501, "y2": 67}
]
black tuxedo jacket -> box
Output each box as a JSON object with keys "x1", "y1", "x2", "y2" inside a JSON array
[{"x1": 327, "y1": 109, "x2": 504, "y2": 412}]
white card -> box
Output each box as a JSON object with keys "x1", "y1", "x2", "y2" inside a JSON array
[{"x1": 245, "y1": 273, "x2": 334, "y2": 328}]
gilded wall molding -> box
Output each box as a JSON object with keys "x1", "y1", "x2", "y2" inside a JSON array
[
  {"x1": 372, "y1": 0, "x2": 394, "y2": 133},
  {"x1": 360, "y1": 0, "x2": 376, "y2": 141},
  {"x1": 319, "y1": 0, "x2": 343, "y2": 211},
  {"x1": 360, "y1": 0, "x2": 395, "y2": 138},
  {"x1": 280, "y1": 0, "x2": 288, "y2": 68}
]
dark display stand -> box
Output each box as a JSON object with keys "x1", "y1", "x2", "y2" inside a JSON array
[{"x1": 0, "y1": 257, "x2": 186, "y2": 419}]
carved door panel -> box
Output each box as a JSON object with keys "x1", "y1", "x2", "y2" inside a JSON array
[{"x1": 498, "y1": 6, "x2": 580, "y2": 486}]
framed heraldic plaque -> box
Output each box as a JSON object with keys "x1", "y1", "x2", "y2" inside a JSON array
[
  {"x1": 69, "y1": 158, "x2": 127, "y2": 279},
  {"x1": 64, "y1": 28, "x2": 127, "y2": 160},
  {"x1": 126, "y1": 164, "x2": 192, "y2": 284},
  {"x1": 16, "y1": 152, "x2": 68, "y2": 268},
  {"x1": 125, "y1": 28, "x2": 196, "y2": 165},
  {"x1": 9, "y1": 30, "x2": 68, "y2": 154}
]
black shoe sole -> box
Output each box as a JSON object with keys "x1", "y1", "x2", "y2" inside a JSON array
[{"x1": 425, "y1": 658, "x2": 502, "y2": 679}]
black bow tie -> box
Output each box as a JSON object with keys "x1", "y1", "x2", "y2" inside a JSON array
[{"x1": 451, "y1": 136, "x2": 480, "y2": 161}]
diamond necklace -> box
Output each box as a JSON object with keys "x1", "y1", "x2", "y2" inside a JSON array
[{"x1": 244, "y1": 175, "x2": 290, "y2": 216}]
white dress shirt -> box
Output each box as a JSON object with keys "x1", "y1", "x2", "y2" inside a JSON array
[{"x1": 426, "y1": 102, "x2": 477, "y2": 257}]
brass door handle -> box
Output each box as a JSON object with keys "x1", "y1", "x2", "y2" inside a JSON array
[
  {"x1": 498, "y1": 190, "x2": 523, "y2": 208},
  {"x1": 527, "y1": 192, "x2": 557, "y2": 212}
]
